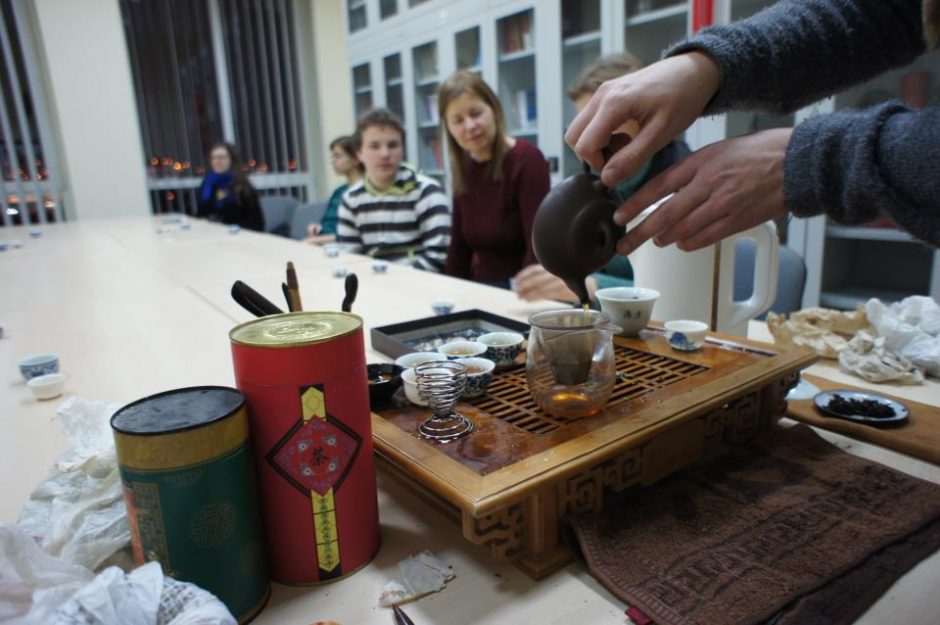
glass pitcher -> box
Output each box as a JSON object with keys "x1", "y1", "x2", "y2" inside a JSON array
[{"x1": 526, "y1": 309, "x2": 620, "y2": 419}]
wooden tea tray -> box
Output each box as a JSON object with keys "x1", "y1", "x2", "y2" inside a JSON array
[{"x1": 371, "y1": 328, "x2": 815, "y2": 579}]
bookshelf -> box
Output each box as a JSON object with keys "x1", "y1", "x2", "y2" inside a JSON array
[
  {"x1": 497, "y1": 9, "x2": 538, "y2": 143},
  {"x1": 412, "y1": 41, "x2": 444, "y2": 179},
  {"x1": 561, "y1": 0, "x2": 602, "y2": 176}
]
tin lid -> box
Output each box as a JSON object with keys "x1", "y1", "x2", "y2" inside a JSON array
[
  {"x1": 111, "y1": 386, "x2": 244, "y2": 435},
  {"x1": 229, "y1": 311, "x2": 362, "y2": 348}
]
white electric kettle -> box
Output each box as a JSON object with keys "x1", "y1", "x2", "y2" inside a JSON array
[{"x1": 627, "y1": 199, "x2": 779, "y2": 337}]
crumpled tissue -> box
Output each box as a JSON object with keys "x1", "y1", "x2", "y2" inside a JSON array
[
  {"x1": 866, "y1": 296, "x2": 940, "y2": 378},
  {"x1": 767, "y1": 305, "x2": 871, "y2": 358},
  {"x1": 0, "y1": 525, "x2": 235, "y2": 625},
  {"x1": 838, "y1": 330, "x2": 925, "y2": 384},
  {"x1": 16, "y1": 396, "x2": 130, "y2": 571}
]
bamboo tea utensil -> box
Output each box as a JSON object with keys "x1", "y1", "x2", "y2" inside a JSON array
[{"x1": 286, "y1": 261, "x2": 303, "y2": 311}]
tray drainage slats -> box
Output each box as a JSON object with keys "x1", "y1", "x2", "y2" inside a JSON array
[{"x1": 458, "y1": 344, "x2": 709, "y2": 435}]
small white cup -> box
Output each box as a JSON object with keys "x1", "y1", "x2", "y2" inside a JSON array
[
  {"x1": 595, "y1": 287, "x2": 661, "y2": 337},
  {"x1": 332, "y1": 266, "x2": 348, "y2": 279},
  {"x1": 324, "y1": 244, "x2": 340, "y2": 258},
  {"x1": 372, "y1": 259, "x2": 390, "y2": 274},
  {"x1": 394, "y1": 352, "x2": 446, "y2": 369},
  {"x1": 27, "y1": 373, "x2": 66, "y2": 400},
  {"x1": 400, "y1": 368, "x2": 429, "y2": 406},
  {"x1": 664, "y1": 319, "x2": 709, "y2": 351},
  {"x1": 438, "y1": 341, "x2": 487, "y2": 360}
]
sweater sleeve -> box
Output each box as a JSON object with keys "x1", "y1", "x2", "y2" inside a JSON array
[
  {"x1": 667, "y1": 0, "x2": 925, "y2": 116},
  {"x1": 785, "y1": 101, "x2": 940, "y2": 246},
  {"x1": 414, "y1": 182, "x2": 452, "y2": 272},
  {"x1": 335, "y1": 196, "x2": 364, "y2": 253},
  {"x1": 444, "y1": 197, "x2": 472, "y2": 278},
  {"x1": 517, "y1": 147, "x2": 551, "y2": 267}
]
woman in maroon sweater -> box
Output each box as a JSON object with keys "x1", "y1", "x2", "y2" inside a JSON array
[{"x1": 438, "y1": 71, "x2": 550, "y2": 287}]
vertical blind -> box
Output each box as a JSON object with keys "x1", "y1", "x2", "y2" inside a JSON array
[
  {"x1": 0, "y1": 0, "x2": 65, "y2": 227},
  {"x1": 120, "y1": 0, "x2": 311, "y2": 215}
]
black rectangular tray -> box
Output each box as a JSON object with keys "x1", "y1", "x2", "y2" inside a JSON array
[{"x1": 371, "y1": 309, "x2": 529, "y2": 359}]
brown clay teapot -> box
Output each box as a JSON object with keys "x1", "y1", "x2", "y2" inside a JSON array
[{"x1": 531, "y1": 160, "x2": 622, "y2": 306}]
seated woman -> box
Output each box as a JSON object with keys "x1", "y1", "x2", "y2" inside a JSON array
[
  {"x1": 197, "y1": 142, "x2": 264, "y2": 231},
  {"x1": 307, "y1": 135, "x2": 363, "y2": 245},
  {"x1": 438, "y1": 70, "x2": 550, "y2": 288},
  {"x1": 514, "y1": 53, "x2": 691, "y2": 303}
]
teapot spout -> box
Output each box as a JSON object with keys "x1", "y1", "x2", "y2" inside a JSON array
[{"x1": 565, "y1": 278, "x2": 591, "y2": 308}]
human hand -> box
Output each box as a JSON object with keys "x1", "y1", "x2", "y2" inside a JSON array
[
  {"x1": 565, "y1": 51, "x2": 720, "y2": 187},
  {"x1": 513, "y1": 264, "x2": 598, "y2": 303},
  {"x1": 307, "y1": 222, "x2": 322, "y2": 237},
  {"x1": 613, "y1": 128, "x2": 793, "y2": 254}
]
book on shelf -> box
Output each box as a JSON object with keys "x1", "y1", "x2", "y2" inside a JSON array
[
  {"x1": 422, "y1": 93, "x2": 439, "y2": 124},
  {"x1": 514, "y1": 89, "x2": 537, "y2": 130},
  {"x1": 429, "y1": 137, "x2": 443, "y2": 170},
  {"x1": 501, "y1": 14, "x2": 532, "y2": 54}
]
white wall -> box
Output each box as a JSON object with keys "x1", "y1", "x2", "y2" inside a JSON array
[
  {"x1": 309, "y1": 0, "x2": 354, "y2": 194},
  {"x1": 31, "y1": 0, "x2": 149, "y2": 221}
]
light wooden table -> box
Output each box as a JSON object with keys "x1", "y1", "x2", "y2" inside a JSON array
[{"x1": 1, "y1": 216, "x2": 937, "y2": 624}]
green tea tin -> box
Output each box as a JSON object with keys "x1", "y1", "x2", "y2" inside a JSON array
[{"x1": 111, "y1": 386, "x2": 269, "y2": 623}]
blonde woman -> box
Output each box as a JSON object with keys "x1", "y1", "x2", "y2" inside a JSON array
[{"x1": 438, "y1": 70, "x2": 550, "y2": 287}]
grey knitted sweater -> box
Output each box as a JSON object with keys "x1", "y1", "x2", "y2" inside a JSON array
[{"x1": 668, "y1": 0, "x2": 940, "y2": 246}]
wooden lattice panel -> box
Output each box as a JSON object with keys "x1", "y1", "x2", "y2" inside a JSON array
[{"x1": 469, "y1": 346, "x2": 708, "y2": 435}]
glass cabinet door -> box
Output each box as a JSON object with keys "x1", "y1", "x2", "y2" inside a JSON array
[
  {"x1": 352, "y1": 62, "x2": 373, "y2": 119},
  {"x1": 384, "y1": 53, "x2": 405, "y2": 122},
  {"x1": 347, "y1": 0, "x2": 367, "y2": 33},
  {"x1": 379, "y1": 0, "x2": 398, "y2": 20},
  {"x1": 624, "y1": 0, "x2": 688, "y2": 67},
  {"x1": 497, "y1": 8, "x2": 538, "y2": 146},
  {"x1": 455, "y1": 26, "x2": 481, "y2": 73},
  {"x1": 561, "y1": 0, "x2": 601, "y2": 176},
  {"x1": 412, "y1": 41, "x2": 444, "y2": 178}
]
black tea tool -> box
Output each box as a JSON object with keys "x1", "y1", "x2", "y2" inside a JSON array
[
  {"x1": 231, "y1": 280, "x2": 284, "y2": 317},
  {"x1": 342, "y1": 272, "x2": 359, "y2": 313}
]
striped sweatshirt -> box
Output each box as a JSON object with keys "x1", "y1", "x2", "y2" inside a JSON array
[{"x1": 336, "y1": 166, "x2": 452, "y2": 272}]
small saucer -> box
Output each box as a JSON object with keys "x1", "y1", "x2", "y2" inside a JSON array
[{"x1": 813, "y1": 390, "x2": 909, "y2": 427}]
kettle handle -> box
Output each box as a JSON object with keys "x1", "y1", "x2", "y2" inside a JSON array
[{"x1": 721, "y1": 220, "x2": 780, "y2": 330}]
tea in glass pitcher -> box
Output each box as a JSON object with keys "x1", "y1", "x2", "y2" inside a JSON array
[{"x1": 526, "y1": 309, "x2": 620, "y2": 418}]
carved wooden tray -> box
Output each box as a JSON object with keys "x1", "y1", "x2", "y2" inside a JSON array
[{"x1": 371, "y1": 327, "x2": 815, "y2": 579}]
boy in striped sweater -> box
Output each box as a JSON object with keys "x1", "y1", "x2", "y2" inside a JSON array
[{"x1": 336, "y1": 108, "x2": 451, "y2": 272}]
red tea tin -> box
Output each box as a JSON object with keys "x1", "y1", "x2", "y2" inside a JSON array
[{"x1": 230, "y1": 312, "x2": 380, "y2": 584}]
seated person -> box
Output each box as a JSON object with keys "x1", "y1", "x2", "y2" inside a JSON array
[
  {"x1": 307, "y1": 135, "x2": 363, "y2": 245},
  {"x1": 514, "y1": 53, "x2": 690, "y2": 303},
  {"x1": 197, "y1": 142, "x2": 264, "y2": 231},
  {"x1": 438, "y1": 70, "x2": 550, "y2": 288},
  {"x1": 335, "y1": 108, "x2": 451, "y2": 272}
]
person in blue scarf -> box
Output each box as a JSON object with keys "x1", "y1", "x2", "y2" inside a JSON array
[
  {"x1": 197, "y1": 142, "x2": 264, "y2": 231},
  {"x1": 514, "y1": 53, "x2": 690, "y2": 303}
]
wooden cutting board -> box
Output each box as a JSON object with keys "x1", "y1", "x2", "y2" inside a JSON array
[{"x1": 787, "y1": 374, "x2": 940, "y2": 465}]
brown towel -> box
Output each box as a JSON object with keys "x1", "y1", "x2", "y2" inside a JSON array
[
  {"x1": 568, "y1": 425, "x2": 940, "y2": 625},
  {"x1": 787, "y1": 374, "x2": 940, "y2": 466}
]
